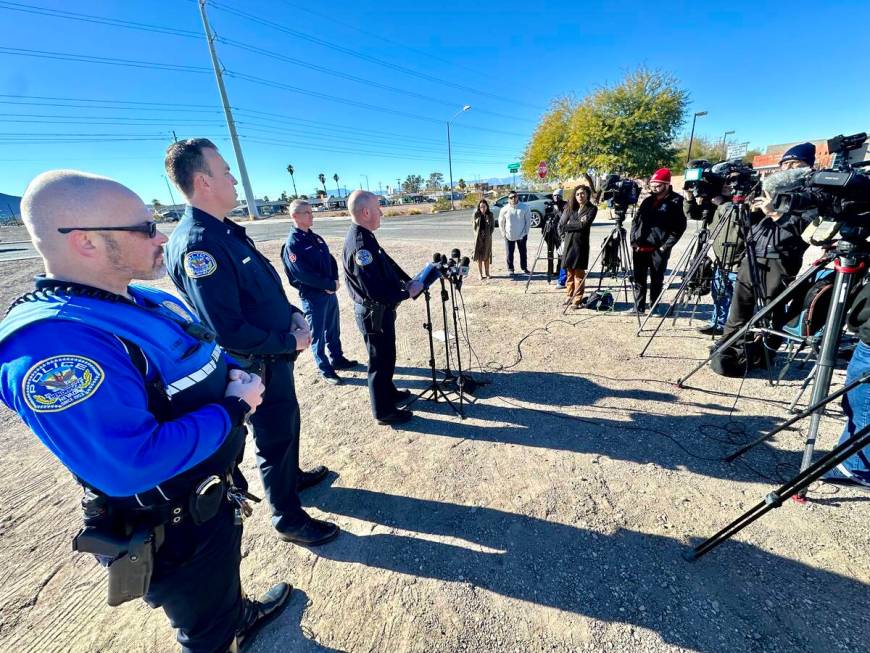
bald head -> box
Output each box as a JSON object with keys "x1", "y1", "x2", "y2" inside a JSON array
[
  {"x1": 20, "y1": 170, "x2": 166, "y2": 294},
  {"x1": 22, "y1": 170, "x2": 145, "y2": 258},
  {"x1": 348, "y1": 190, "x2": 382, "y2": 230}
]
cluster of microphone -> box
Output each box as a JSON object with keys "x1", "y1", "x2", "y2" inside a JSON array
[{"x1": 432, "y1": 248, "x2": 470, "y2": 281}]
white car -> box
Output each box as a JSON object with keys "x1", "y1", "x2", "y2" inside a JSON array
[{"x1": 492, "y1": 192, "x2": 553, "y2": 228}]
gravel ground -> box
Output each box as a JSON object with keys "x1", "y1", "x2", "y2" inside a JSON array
[{"x1": 0, "y1": 230, "x2": 867, "y2": 653}]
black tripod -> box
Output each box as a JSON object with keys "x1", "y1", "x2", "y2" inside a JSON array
[
  {"x1": 679, "y1": 239, "x2": 868, "y2": 496},
  {"x1": 441, "y1": 274, "x2": 474, "y2": 418},
  {"x1": 406, "y1": 288, "x2": 460, "y2": 416},
  {"x1": 685, "y1": 416, "x2": 870, "y2": 561}
]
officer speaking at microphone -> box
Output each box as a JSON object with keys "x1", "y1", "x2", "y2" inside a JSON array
[
  {"x1": 343, "y1": 190, "x2": 423, "y2": 425},
  {"x1": 164, "y1": 138, "x2": 338, "y2": 546},
  {"x1": 0, "y1": 170, "x2": 289, "y2": 653}
]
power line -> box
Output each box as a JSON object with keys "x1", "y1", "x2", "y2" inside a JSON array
[
  {"x1": 0, "y1": 46, "x2": 211, "y2": 73},
  {"x1": 207, "y1": 0, "x2": 539, "y2": 111},
  {"x1": 0, "y1": 0, "x2": 201, "y2": 37}
]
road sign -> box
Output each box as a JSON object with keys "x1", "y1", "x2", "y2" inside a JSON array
[
  {"x1": 537, "y1": 161, "x2": 548, "y2": 179},
  {"x1": 507, "y1": 162, "x2": 520, "y2": 173},
  {"x1": 727, "y1": 142, "x2": 749, "y2": 159}
]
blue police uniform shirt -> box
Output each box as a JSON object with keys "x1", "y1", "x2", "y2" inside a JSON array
[
  {"x1": 165, "y1": 206, "x2": 302, "y2": 356},
  {"x1": 282, "y1": 227, "x2": 338, "y2": 298},
  {"x1": 343, "y1": 223, "x2": 411, "y2": 307},
  {"x1": 0, "y1": 282, "x2": 241, "y2": 497}
]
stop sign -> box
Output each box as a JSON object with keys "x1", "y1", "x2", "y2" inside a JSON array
[{"x1": 537, "y1": 161, "x2": 548, "y2": 179}]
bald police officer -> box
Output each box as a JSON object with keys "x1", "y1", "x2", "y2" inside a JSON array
[
  {"x1": 343, "y1": 191, "x2": 423, "y2": 425},
  {"x1": 164, "y1": 138, "x2": 338, "y2": 546},
  {"x1": 0, "y1": 170, "x2": 289, "y2": 653}
]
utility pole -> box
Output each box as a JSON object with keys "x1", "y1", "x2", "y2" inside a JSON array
[
  {"x1": 197, "y1": 0, "x2": 260, "y2": 219},
  {"x1": 162, "y1": 174, "x2": 178, "y2": 208}
]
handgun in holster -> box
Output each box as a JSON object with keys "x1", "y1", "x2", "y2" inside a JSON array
[{"x1": 365, "y1": 302, "x2": 386, "y2": 334}]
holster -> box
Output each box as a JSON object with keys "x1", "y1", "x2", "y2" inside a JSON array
[
  {"x1": 73, "y1": 524, "x2": 163, "y2": 606},
  {"x1": 364, "y1": 302, "x2": 387, "y2": 334}
]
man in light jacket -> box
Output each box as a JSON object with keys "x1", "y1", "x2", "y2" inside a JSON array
[{"x1": 498, "y1": 190, "x2": 532, "y2": 275}]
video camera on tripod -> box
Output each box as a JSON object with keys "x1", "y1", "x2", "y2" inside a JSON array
[
  {"x1": 684, "y1": 158, "x2": 761, "y2": 201},
  {"x1": 601, "y1": 174, "x2": 640, "y2": 223},
  {"x1": 771, "y1": 132, "x2": 870, "y2": 244}
]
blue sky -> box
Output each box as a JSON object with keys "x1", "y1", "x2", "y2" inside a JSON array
[{"x1": 1, "y1": 0, "x2": 868, "y2": 204}]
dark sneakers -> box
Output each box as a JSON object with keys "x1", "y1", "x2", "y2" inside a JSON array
[
  {"x1": 697, "y1": 324, "x2": 724, "y2": 336},
  {"x1": 332, "y1": 358, "x2": 360, "y2": 370},
  {"x1": 393, "y1": 389, "x2": 412, "y2": 406},
  {"x1": 297, "y1": 465, "x2": 329, "y2": 491},
  {"x1": 320, "y1": 373, "x2": 343, "y2": 385},
  {"x1": 377, "y1": 408, "x2": 413, "y2": 426},
  {"x1": 235, "y1": 582, "x2": 292, "y2": 650},
  {"x1": 277, "y1": 516, "x2": 340, "y2": 546}
]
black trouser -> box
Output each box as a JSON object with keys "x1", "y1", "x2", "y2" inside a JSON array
[
  {"x1": 546, "y1": 242, "x2": 556, "y2": 276},
  {"x1": 354, "y1": 303, "x2": 401, "y2": 419},
  {"x1": 249, "y1": 360, "x2": 305, "y2": 533},
  {"x1": 505, "y1": 236, "x2": 528, "y2": 272},
  {"x1": 145, "y1": 501, "x2": 243, "y2": 653},
  {"x1": 632, "y1": 249, "x2": 669, "y2": 311},
  {"x1": 720, "y1": 256, "x2": 799, "y2": 343}
]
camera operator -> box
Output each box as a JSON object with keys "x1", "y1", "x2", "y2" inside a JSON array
[
  {"x1": 683, "y1": 163, "x2": 745, "y2": 336},
  {"x1": 542, "y1": 189, "x2": 565, "y2": 279},
  {"x1": 825, "y1": 284, "x2": 870, "y2": 487},
  {"x1": 629, "y1": 168, "x2": 687, "y2": 315},
  {"x1": 712, "y1": 143, "x2": 817, "y2": 375}
]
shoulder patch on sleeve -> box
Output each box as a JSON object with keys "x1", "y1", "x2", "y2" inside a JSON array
[
  {"x1": 355, "y1": 249, "x2": 373, "y2": 266},
  {"x1": 288, "y1": 252, "x2": 297, "y2": 263},
  {"x1": 183, "y1": 250, "x2": 218, "y2": 278},
  {"x1": 23, "y1": 355, "x2": 105, "y2": 413}
]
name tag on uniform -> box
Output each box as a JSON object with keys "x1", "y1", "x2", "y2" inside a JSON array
[{"x1": 242, "y1": 256, "x2": 251, "y2": 264}]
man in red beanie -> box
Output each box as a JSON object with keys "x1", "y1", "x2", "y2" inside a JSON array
[{"x1": 628, "y1": 168, "x2": 686, "y2": 314}]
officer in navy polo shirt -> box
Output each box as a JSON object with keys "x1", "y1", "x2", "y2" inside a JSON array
[
  {"x1": 164, "y1": 138, "x2": 338, "y2": 547},
  {"x1": 281, "y1": 199, "x2": 359, "y2": 385}
]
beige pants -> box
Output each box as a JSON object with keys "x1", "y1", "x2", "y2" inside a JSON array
[{"x1": 565, "y1": 268, "x2": 587, "y2": 305}]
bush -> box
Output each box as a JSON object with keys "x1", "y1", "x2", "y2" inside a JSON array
[
  {"x1": 460, "y1": 192, "x2": 484, "y2": 209},
  {"x1": 433, "y1": 197, "x2": 452, "y2": 212},
  {"x1": 408, "y1": 209, "x2": 422, "y2": 215}
]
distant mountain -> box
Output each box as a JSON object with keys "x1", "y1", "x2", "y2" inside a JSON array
[{"x1": 0, "y1": 193, "x2": 21, "y2": 223}]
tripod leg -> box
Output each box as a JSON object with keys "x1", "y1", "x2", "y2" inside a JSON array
[
  {"x1": 524, "y1": 233, "x2": 547, "y2": 293},
  {"x1": 686, "y1": 423, "x2": 870, "y2": 561},
  {"x1": 789, "y1": 363, "x2": 817, "y2": 413},
  {"x1": 676, "y1": 255, "x2": 834, "y2": 387},
  {"x1": 637, "y1": 237, "x2": 695, "y2": 333}
]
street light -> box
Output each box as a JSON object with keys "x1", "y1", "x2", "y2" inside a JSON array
[
  {"x1": 686, "y1": 110, "x2": 708, "y2": 164},
  {"x1": 721, "y1": 130, "x2": 736, "y2": 159},
  {"x1": 447, "y1": 104, "x2": 471, "y2": 210}
]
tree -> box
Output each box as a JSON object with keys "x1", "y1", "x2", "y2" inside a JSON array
[
  {"x1": 426, "y1": 172, "x2": 444, "y2": 190},
  {"x1": 318, "y1": 173, "x2": 327, "y2": 196},
  {"x1": 286, "y1": 164, "x2": 298, "y2": 197},
  {"x1": 151, "y1": 199, "x2": 162, "y2": 210},
  {"x1": 263, "y1": 195, "x2": 270, "y2": 202},
  {"x1": 457, "y1": 178, "x2": 466, "y2": 191},
  {"x1": 402, "y1": 174, "x2": 423, "y2": 193},
  {"x1": 333, "y1": 173, "x2": 340, "y2": 197},
  {"x1": 279, "y1": 191, "x2": 289, "y2": 202},
  {"x1": 522, "y1": 68, "x2": 689, "y2": 180}
]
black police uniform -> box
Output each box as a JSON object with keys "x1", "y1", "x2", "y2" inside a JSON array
[
  {"x1": 343, "y1": 223, "x2": 412, "y2": 420},
  {"x1": 166, "y1": 206, "x2": 308, "y2": 534}
]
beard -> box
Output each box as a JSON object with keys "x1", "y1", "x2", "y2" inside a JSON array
[{"x1": 103, "y1": 234, "x2": 167, "y2": 281}]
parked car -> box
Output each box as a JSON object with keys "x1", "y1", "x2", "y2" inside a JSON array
[
  {"x1": 158, "y1": 209, "x2": 184, "y2": 222},
  {"x1": 491, "y1": 192, "x2": 553, "y2": 228}
]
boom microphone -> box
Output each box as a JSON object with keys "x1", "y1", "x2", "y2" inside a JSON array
[{"x1": 763, "y1": 167, "x2": 813, "y2": 197}]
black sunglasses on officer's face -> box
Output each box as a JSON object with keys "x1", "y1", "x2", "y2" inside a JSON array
[
  {"x1": 57, "y1": 221, "x2": 159, "y2": 238},
  {"x1": 509, "y1": 195, "x2": 517, "y2": 199}
]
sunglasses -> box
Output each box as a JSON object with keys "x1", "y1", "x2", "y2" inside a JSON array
[
  {"x1": 57, "y1": 221, "x2": 159, "y2": 238},
  {"x1": 508, "y1": 195, "x2": 517, "y2": 199}
]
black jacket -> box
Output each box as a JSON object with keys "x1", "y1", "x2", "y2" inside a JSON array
[
  {"x1": 558, "y1": 204, "x2": 597, "y2": 269},
  {"x1": 630, "y1": 190, "x2": 687, "y2": 252},
  {"x1": 748, "y1": 209, "x2": 813, "y2": 265}
]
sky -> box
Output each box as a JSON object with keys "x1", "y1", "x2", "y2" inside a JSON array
[{"x1": 1, "y1": 0, "x2": 868, "y2": 205}]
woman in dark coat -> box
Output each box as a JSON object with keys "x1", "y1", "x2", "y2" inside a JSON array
[
  {"x1": 472, "y1": 199, "x2": 495, "y2": 279},
  {"x1": 558, "y1": 184, "x2": 597, "y2": 307}
]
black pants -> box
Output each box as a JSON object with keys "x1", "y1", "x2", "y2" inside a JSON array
[
  {"x1": 632, "y1": 249, "x2": 669, "y2": 311},
  {"x1": 720, "y1": 256, "x2": 798, "y2": 343},
  {"x1": 505, "y1": 236, "x2": 528, "y2": 272},
  {"x1": 249, "y1": 360, "x2": 304, "y2": 532},
  {"x1": 355, "y1": 303, "x2": 401, "y2": 419},
  {"x1": 145, "y1": 502, "x2": 243, "y2": 653}
]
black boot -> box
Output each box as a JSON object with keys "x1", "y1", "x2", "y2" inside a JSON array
[{"x1": 236, "y1": 582, "x2": 292, "y2": 649}]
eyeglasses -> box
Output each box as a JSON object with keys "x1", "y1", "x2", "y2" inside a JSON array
[
  {"x1": 508, "y1": 195, "x2": 517, "y2": 200},
  {"x1": 57, "y1": 222, "x2": 159, "y2": 238}
]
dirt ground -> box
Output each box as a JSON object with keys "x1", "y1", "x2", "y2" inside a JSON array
[{"x1": 0, "y1": 230, "x2": 867, "y2": 653}]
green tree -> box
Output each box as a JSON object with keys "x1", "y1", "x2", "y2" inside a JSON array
[
  {"x1": 151, "y1": 199, "x2": 162, "y2": 211},
  {"x1": 402, "y1": 174, "x2": 423, "y2": 193},
  {"x1": 522, "y1": 68, "x2": 688, "y2": 180},
  {"x1": 671, "y1": 135, "x2": 724, "y2": 168},
  {"x1": 426, "y1": 172, "x2": 444, "y2": 190},
  {"x1": 279, "y1": 191, "x2": 289, "y2": 202},
  {"x1": 318, "y1": 173, "x2": 327, "y2": 196},
  {"x1": 333, "y1": 173, "x2": 340, "y2": 197},
  {"x1": 457, "y1": 178, "x2": 466, "y2": 190},
  {"x1": 286, "y1": 164, "x2": 298, "y2": 197}
]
